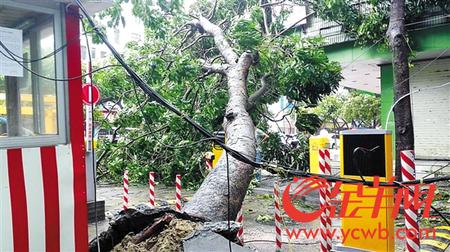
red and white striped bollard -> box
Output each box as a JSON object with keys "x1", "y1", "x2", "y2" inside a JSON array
[
  {"x1": 274, "y1": 180, "x2": 282, "y2": 251},
  {"x1": 401, "y1": 150, "x2": 420, "y2": 252},
  {"x1": 236, "y1": 207, "x2": 244, "y2": 244},
  {"x1": 123, "y1": 170, "x2": 129, "y2": 210},
  {"x1": 175, "y1": 174, "x2": 182, "y2": 212},
  {"x1": 319, "y1": 149, "x2": 332, "y2": 251},
  {"x1": 149, "y1": 172, "x2": 155, "y2": 208},
  {"x1": 324, "y1": 149, "x2": 332, "y2": 250}
]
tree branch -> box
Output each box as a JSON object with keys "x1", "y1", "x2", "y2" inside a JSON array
[
  {"x1": 177, "y1": 29, "x2": 195, "y2": 51},
  {"x1": 201, "y1": 62, "x2": 230, "y2": 75},
  {"x1": 181, "y1": 34, "x2": 211, "y2": 52},
  {"x1": 237, "y1": 51, "x2": 255, "y2": 69},
  {"x1": 247, "y1": 74, "x2": 271, "y2": 110},
  {"x1": 192, "y1": 16, "x2": 239, "y2": 65},
  {"x1": 260, "y1": 0, "x2": 271, "y2": 35},
  {"x1": 210, "y1": 55, "x2": 224, "y2": 64},
  {"x1": 260, "y1": 0, "x2": 286, "y2": 8},
  {"x1": 173, "y1": 24, "x2": 190, "y2": 37},
  {"x1": 207, "y1": 0, "x2": 219, "y2": 19}
]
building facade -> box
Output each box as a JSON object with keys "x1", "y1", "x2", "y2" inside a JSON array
[
  {"x1": 301, "y1": 4, "x2": 450, "y2": 160},
  {"x1": 80, "y1": 2, "x2": 144, "y2": 65}
]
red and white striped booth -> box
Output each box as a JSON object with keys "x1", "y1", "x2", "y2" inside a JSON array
[{"x1": 0, "y1": 1, "x2": 111, "y2": 251}]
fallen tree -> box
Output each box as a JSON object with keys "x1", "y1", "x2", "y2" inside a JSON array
[
  {"x1": 96, "y1": 0, "x2": 342, "y2": 221},
  {"x1": 182, "y1": 16, "x2": 260, "y2": 221}
]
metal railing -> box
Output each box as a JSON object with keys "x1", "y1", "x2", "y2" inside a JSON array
[{"x1": 302, "y1": 5, "x2": 450, "y2": 46}]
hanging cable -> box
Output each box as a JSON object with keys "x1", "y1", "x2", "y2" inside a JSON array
[
  {"x1": 393, "y1": 181, "x2": 450, "y2": 226},
  {"x1": 73, "y1": 0, "x2": 450, "y2": 228},
  {"x1": 76, "y1": 0, "x2": 378, "y2": 159},
  {"x1": 256, "y1": 105, "x2": 296, "y2": 123},
  {"x1": 73, "y1": 0, "x2": 450, "y2": 191},
  {"x1": 74, "y1": 0, "x2": 262, "y2": 169},
  {"x1": 384, "y1": 47, "x2": 450, "y2": 129},
  {"x1": 0, "y1": 29, "x2": 94, "y2": 63},
  {"x1": 422, "y1": 163, "x2": 450, "y2": 179},
  {"x1": 384, "y1": 81, "x2": 450, "y2": 129},
  {"x1": 0, "y1": 41, "x2": 120, "y2": 81}
]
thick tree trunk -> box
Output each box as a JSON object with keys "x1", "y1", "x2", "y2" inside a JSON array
[
  {"x1": 387, "y1": 0, "x2": 414, "y2": 180},
  {"x1": 183, "y1": 18, "x2": 257, "y2": 221}
]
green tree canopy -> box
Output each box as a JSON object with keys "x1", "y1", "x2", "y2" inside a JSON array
[
  {"x1": 341, "y1": 92, "x2": 381, "y2": 128},
  {"x1": 313, "y1": 92, "x2": 380, "y2": 129},
  {"x1": 304, "y1": 0, "x2": 450, "y2": 45},
  {"x1": 93, "y1": 0, "x2": 342, "y2": 186}
]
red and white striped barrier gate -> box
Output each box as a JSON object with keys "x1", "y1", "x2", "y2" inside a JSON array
[
  {"x1": 236, "y1": 207, "x2": 244, "y2": 244},
  {"x1": 123, "y1": 170, "x2": 129, "y2": 210},
  {"x1": 274, "y1": 180, "x2": 282, "y2": 251},
  {"x1": 206, "y1": 159, "x2": 213, "y2": 171},
  {"x1": 175, "y1": 174, "x2": 182, "y2": 212},
  {"x1": 319, "y1": 149, "x2": 332, "y2": 251},
  {"x1": 149, "y1": 172, "x2": 155, "y2": 207},
  {"x1": 401, "y1": 150, "x2": 420, "y2": 252}
]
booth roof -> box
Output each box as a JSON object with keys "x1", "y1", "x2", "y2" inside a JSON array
[
  {"x1": 58, "y1": 0, "x2": 113, "y2": 14},
  {"x1": 13, "y1": 0, "x2": 113, "y2": 14}
]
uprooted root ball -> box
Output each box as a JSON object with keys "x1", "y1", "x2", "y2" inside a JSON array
[{"x1": 112, "y1": 218, "x2": 201, "y2": 252}]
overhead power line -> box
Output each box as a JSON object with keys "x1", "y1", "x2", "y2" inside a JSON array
[
  {"x1": 1, "y1": 0, "x2": 443, "y2": 190},
  {"x1": 73, "y1": 0, "x2": 450, "y2": 189}
]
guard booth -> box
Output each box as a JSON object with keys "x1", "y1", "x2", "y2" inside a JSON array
[
  {"x1": 0, "y1": 1, "x2": 111, "y2": 251},
  {"x1": 340, "y1": 129, "x2": 394, "y2": 252}
]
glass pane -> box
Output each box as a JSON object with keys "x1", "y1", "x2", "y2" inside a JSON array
[
  {"x1": 37, "y1": 23, "x2": 57, "y2": 135},
  {"x1": 0, "y1": 6, "x2": 58, "y2": 137}
]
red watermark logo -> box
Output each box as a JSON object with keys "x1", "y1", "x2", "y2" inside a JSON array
[{"x1": 282, "y1": 176, "x2": 436, "y2": 222}]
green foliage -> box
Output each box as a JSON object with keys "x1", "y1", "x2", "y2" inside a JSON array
[
  {"x1": 271, "y1": 36, "x2": 342, "y2": 104},
  {"x1": 306, "y1": 0, "x2": 449, "y2": 46},
  {"x1": 312, "y1": 94, "x2": 344, "y2": 125},
  {"x1": 94, "y1": 0, "x2": 342, "y2": 186},
  {"x1": 204, "y1": 0, "x2": 260, "y2": 22},
  {"x1": 295, "y1": 109, "x2": 322, "y2": 134},
  {"x1": 313, "y1": 92, "x2": 381, "y2": 129},
  {"x1": 256, "y1": 214, "x2": 274, "y2": 224},
  {"x1": 97, "y1": 129, "x2": 207, "y2": 186},
  {"x1": 231, "y1": 19, "x2": 263, "y2": 51},
  {"x1": 261, "y1": 133, "x2": 309, "y2": 172},
  {"x1": 341, "y1": 93, "x2": 381, "y2": 127}
]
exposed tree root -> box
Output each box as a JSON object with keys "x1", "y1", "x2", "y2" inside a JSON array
[
  {"x1": 89, "y1": 207, "x2": 240, "y2": 252},
  {"x1": 112, "y1": 218, "x2": 201, "y2": 252}
]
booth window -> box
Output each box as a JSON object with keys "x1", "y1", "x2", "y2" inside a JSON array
[{"x1": 0, "y1": 2, "x2": 66, "y2": 147}]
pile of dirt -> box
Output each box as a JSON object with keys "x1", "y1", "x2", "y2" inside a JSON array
[
  {"x1": 112, "y1": 219, "x2": 201, "y2": 252},
  {"x1": 111, "y1": 235, "x2": 146, "y2": 252}
]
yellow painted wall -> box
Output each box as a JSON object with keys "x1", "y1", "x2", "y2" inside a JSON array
[{"x1": 0, "y1": 94, "x2": 57, "y2": 134}]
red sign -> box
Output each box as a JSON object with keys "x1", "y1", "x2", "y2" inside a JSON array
[
  {"x1": 282, "y1": 176, "x2": 436, "y2": 222},
  {"x1": 82, "y1": 84, "x2": 100, "y2": 105}
]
